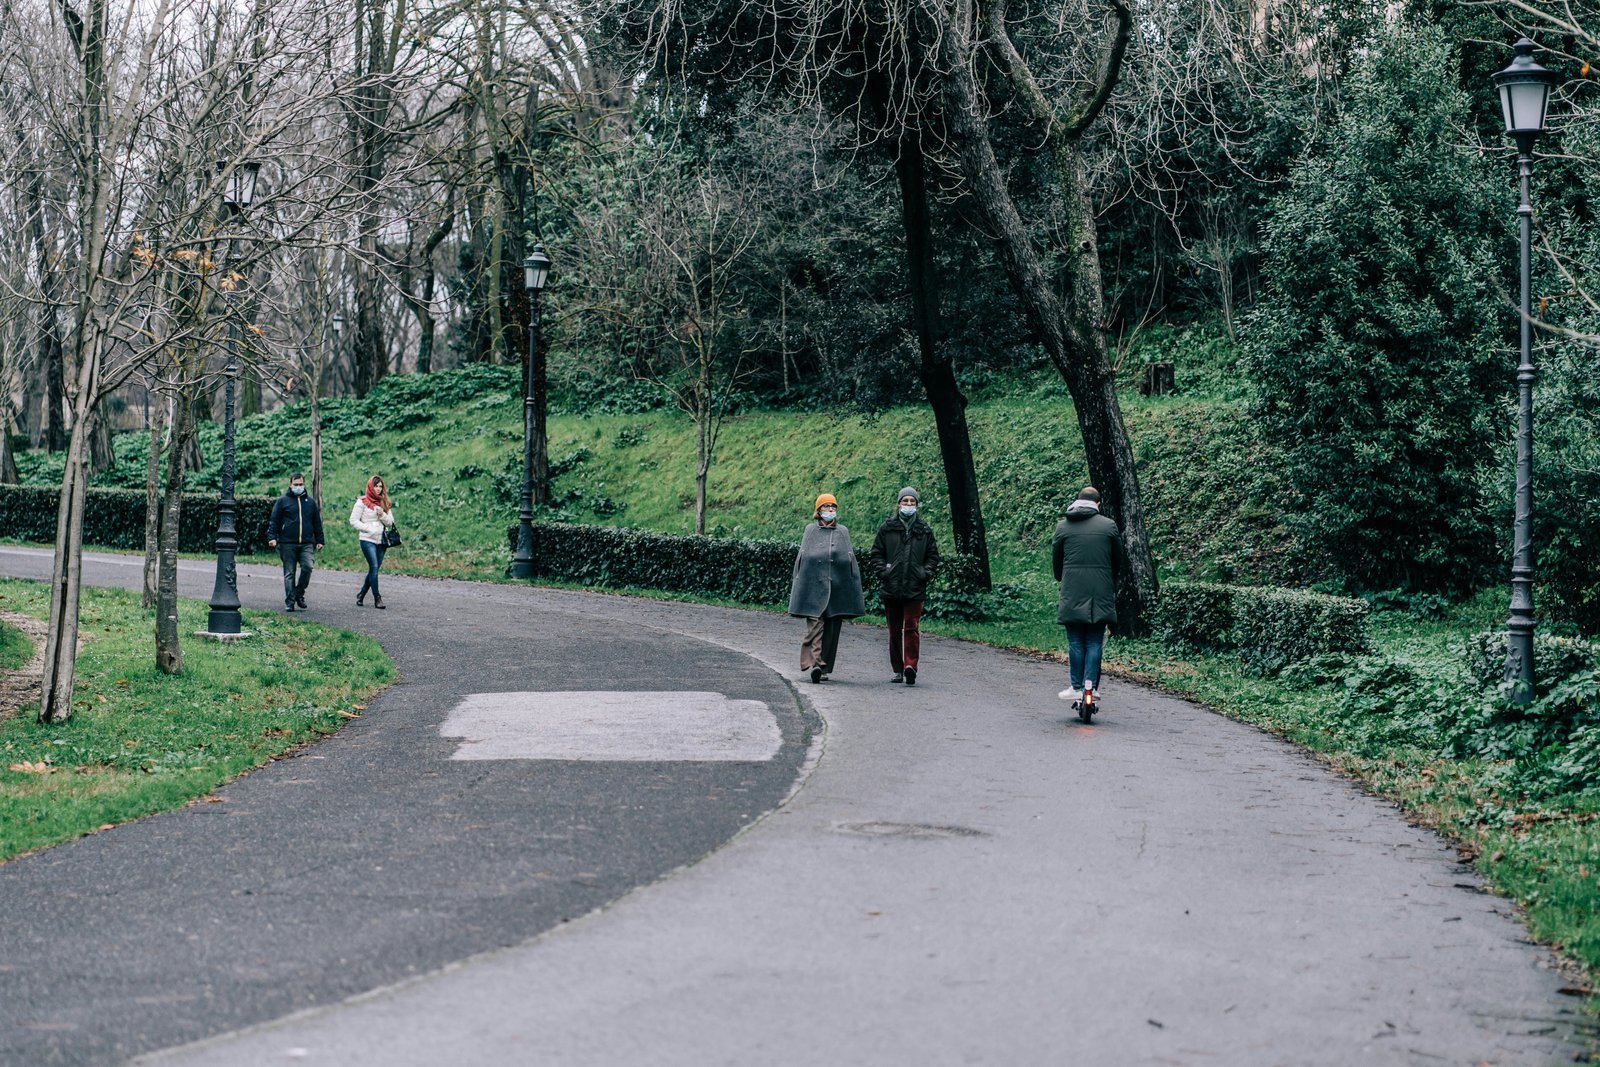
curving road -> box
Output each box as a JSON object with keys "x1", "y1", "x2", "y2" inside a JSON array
[{"x1": 0, "y1": 546, "x2": 1591, "y2": 1066}]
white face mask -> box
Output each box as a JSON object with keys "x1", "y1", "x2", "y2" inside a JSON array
[
  {"x1": 819, "y1": 509, "x2": 837, "y2": 523},
  {"x1": 899, "y1": 505, "x2": 916, "y2": 517}
]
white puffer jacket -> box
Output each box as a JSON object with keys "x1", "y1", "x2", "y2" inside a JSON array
[{"x1": 349, "y1": 499, "x2": 395, "y2": 544}]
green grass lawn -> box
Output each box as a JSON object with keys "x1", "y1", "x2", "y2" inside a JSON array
[
  {"x1": 0, "y1": 578, "x2": 394, "y2": 862},
  {"x1": 0, "y1": 619, "x2": 30, "y2": 672}
]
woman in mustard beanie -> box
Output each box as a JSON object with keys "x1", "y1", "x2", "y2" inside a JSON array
[{"x1": 787, "y1": 493, "x2": 867, "y2": 682}]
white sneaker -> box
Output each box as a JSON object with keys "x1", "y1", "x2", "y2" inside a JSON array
[{"x1": 1058, "y1": 687, "x2": 1081, "y2": 702}]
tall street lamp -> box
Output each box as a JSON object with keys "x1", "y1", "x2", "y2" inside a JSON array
[
  {"x1": 205, "y1": 156, "x2": 260, "y2": 637},
  {"x1": 1493, "y1": 38, "x2": 1559, "y2": 701},
  {"x1": 511, "y1": 246, "x2": 552, "y2": 579}
]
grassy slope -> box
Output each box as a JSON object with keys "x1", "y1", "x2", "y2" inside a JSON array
[{"x1": 171, "y1": 378, "x2": 1280, "y2": 601}]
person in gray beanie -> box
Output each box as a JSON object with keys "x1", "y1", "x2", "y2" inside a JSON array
[{"x1": 868, "y1": 486, "x2": 940, "y2": 686}]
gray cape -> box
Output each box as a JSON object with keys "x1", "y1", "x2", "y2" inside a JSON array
[{"x1": 788, "y1": 522, "x2": 866, "y2": 618}]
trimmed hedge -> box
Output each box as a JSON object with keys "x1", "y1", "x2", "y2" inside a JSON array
[
  {"x1": 508, "y1": 520, "x2": 1006, "y2": 620},
  {"x1": 0, "y1": 484, "x2": 278, "y2": 555},
  {"x1": 520, "y1": 521, "x2": 802, "y2": 605},
  {"x1": 1155, "y1": 579, "x2": 1372, "y2": 673}
]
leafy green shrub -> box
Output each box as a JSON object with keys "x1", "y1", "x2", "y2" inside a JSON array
[
  {"x1": 1231, "y1": 585, "x2": 1373, "y2": 674},
  {"x1": 0, "y1": 485, "x2": 277, "y2": 554},
  {"x1": 922, "y1": 553, "x2": 1025, "y2": 623},
  {"x1": 1151, "y1": 580, "x2": 1236, "y2": 653},
  {"x1": 1154, "y1": 579, "x2": 1370, "y2": 672},
  {"x1": 1243, "y1": 23, "x2": 1507, "y2": 593},
  {"x1": 1462, "y1": 631, "x2": 1598, "y2": 693},
  {"x1": 1330, "y1": 651, "x2": 1490, "y2": 756}
]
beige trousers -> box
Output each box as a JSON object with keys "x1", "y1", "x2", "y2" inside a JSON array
[{"x1": 801, "y1": 616, "x2": 844, "y2": 672}]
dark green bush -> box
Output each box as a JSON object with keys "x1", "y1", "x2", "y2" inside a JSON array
[
  {"x1": 1243, "y1": 24, "x2": 1507, "y2": 593},
  {"x1": 516, "y1": 521, "x2": 800, "y2": 604},
  {"x1": 0, "y1": 484, "x2": 277, "y2": 554},
  {"x1": 1462, "y1": 631, "x2": 1599, "y2": 694},
  {"x1": 507, "y1": 522, "x2": 1013, "y2": 621},
  {"x1": 1155, "y1": 579, "x2": 1371, "y2": 672}
]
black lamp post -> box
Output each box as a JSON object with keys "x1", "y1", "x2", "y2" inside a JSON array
[
  {"x1": 205, "y1": 157, "x2": 260, "y2": 636},
  {"x1": 1493, "y1": 39, "x2": 1559, "y2": 701},
  {"x1": 511, "y1": 246, "x2": 552, "y2": 579}
]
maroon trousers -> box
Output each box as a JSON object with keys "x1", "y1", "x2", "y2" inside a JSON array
[{"x1": 884, "y1": 597, "x2": 924, "y2": 672}]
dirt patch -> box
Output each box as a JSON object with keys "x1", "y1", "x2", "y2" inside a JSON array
[{"x1": 0, "y1": 612, "x2": 49, "y2": 723}]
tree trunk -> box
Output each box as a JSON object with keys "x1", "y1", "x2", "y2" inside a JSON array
[
  {"x1": 924, "y1": 1, "x2": 1155, "y2": 628},
  {"x1": 140, "y1": 377, "x2": 168, "y2": 608},
  {"x1": 893, "y1": 132, "x2": 991, "y2": 587},
  {"x1": 88, "y1": 399, "x2": 114, "y2": 475},
  {"x1": 38, "y1": 335, "x2": 103, "y2": 723},
  {"x1": 310, "y1": 389, "x2": 323, "y2": 507},
  {"x1": 155, "y1": 395, "x2": 193, "y2": 674},
  {"x1": 45, "y1": 327, "x2": 66, "y2": 452},
  {"x1": 0, "y1": 408, "x2": 16, "y2": 484},
  {"x1": 414, "y1": 264, "x2": 437, "y2": 374},
  {"x1": 694, "y1": 403, "x2": 709, "y2": 536}
]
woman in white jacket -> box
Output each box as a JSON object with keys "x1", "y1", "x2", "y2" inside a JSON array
[{"x1": 349, "y1": 474, "x2": 395, "y2": 609}]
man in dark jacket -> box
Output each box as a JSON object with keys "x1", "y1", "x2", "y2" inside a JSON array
[
  {"x1": 1051, "y1": 486, "x2": 1125, "y2": 710},
  {"x1": 868, "y1": 486, "x2": 940, "y2": 686},
  {"x1": 266, "y1": 473, "x2": 325, "y2": 612}
]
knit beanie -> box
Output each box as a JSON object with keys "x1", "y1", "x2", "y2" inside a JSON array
[
  {"x1": 897, "y1": 486, "x2": 919, "y2": 503},
  {"x1": 814, "y1": 493, "x2": 837, "y2": 513}
]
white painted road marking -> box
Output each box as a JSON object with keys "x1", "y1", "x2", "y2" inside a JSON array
[{"x1": 440, "y1": 691, "x2": 781, "y2": 762}]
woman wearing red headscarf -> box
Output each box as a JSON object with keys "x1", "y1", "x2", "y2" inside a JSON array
[{"x1": 349, "y1": 475, "x2": 395, "y2": 608}]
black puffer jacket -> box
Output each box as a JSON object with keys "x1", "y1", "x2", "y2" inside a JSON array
[{"x1": 869, "y1": 514, "x2": 940, "y2": 600}]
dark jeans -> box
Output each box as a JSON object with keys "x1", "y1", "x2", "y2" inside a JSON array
[
  {"x1": 883, "y1": 596, "x2": 924, "y2": 671},
  {"x1": 1064, "y1": 623, "x2": 1105, "y2": 689},
  {"x1": 359, "y1": 539, "x2": 387, "y2": 599},
  {"x1": 278, "y1": 543, "x2": 315, "y2": 606}
]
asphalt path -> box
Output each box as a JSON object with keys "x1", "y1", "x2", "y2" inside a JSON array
[
  {"x1": 0, "y1": 547, "x2": 815, "y2": 1066},
  {"x1": 0, "y1": 546, "x2": 1592, "y2": 1065}
]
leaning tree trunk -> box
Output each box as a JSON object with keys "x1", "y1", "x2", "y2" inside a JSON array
[
  {"x1": 923, "y1": 0, "x2": 1154, "y2": 628},
  {"x1": 894, "y1": 131, "x2": 991, "y2": 588},
  {"x1": 38, "y1": 347, "x2": 103, "y2": 724}
]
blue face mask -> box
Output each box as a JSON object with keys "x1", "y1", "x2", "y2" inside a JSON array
[
  {"x1": 290, "y1": 485, "x2": 305, "y2": 496},
  {"x1": 899, "y1": 505, "x2": 916, "y2": 517},
  {"x1": 819, "y1": 509, "x2": 837, "y2": 523}
]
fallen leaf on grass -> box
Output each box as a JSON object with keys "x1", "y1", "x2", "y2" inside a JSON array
[
  {"x1": 8, "y1": 761, "x2": 56, "y2": 774},
  {"x1": 336, "y1": 710, "x2": 361, "y2": 719}
]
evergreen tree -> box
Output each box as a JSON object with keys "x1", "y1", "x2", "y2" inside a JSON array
[{"x1": 1246, "y1": 22, "x2": 1510, "y2": 593}]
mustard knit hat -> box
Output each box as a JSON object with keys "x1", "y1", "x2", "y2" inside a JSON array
[{"x1": 814, "y1": 493, "x2": 837, "y2": 514}]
